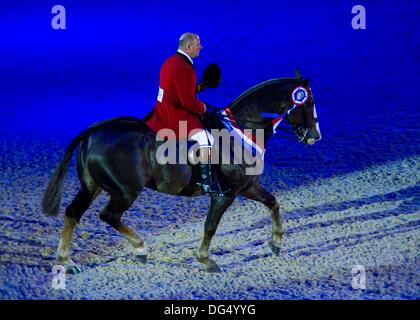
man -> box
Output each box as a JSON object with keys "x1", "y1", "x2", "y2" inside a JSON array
[{"x1": 146, "y1": 32, "x2": 220, "y2": 195}]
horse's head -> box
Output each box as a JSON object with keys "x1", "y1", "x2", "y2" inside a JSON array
[
  {"x1": 228, "y1": 71, "x2": 322, "y2": 145},
  {"x1": 284, "y1": 75, "x2": 322, "y2": 145}
]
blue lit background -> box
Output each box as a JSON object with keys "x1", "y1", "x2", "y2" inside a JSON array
[{"x1": 1, "y1": 0, "x2": 418, "y2": 177}]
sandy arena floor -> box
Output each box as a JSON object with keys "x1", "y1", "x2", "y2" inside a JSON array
[{"x1": 0, "y1": 132, "x2": 418, "y2": 299}]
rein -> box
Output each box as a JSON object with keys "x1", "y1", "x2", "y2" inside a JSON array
[{"x1": 218, "y1": 107, "x2": 300, "y2": 142}]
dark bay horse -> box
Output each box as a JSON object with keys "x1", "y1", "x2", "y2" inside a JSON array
[{"x1": 42, "y1": 71, "x2": 321, "y2": 273}]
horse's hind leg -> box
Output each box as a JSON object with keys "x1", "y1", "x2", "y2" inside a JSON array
[
  {"x1": 57, "y1": 182, "x2": 100, "y2": 274},
  {"x1": 99, "y1": 192, "x2": 148, "y2": 263},
  {"x1": 57, "y1": 216, "x2": 80, "y2": 274},
  {"x1": 241, "y1": 182, "x2": 283, "y2": 256}
]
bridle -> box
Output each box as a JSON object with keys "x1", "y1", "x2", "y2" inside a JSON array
[{"x1": 220, "y1": 86, "x2": 317, "y2": 142}]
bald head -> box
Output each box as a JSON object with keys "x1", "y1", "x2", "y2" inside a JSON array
[
  {"x1": 178, "y1": 32, "x2": 202, "y2": 59},
  {"x1": 179, "y1": 33, "x2": 198, "y2": 49}
]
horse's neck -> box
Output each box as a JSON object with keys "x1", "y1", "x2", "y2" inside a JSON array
[
  {"x1": 228, "y1": 78, "x2": 298, "y2": 142},
  {"x1": 225, "y1": 108, "x2": 269, "y2": 148},
  {"x1": 233, "y1": 108, "x2": 268, "y2": 130},
  {"x1": 230, "y1": 100, "x2": 288, "y2": 139}
]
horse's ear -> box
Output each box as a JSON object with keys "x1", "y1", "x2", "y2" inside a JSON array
[{"x1": 294, "y1": 68, "x2": 302, "y2": 80}]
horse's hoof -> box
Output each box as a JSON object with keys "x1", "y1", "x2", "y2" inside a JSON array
[
  {"x1": 195, "y1": 254, "x2": 222, "y2": 273},
  {"x1": 269, "y1": 241, "x2": 281, "y2": 256},
  {"x1": 66, "y1": 264, "x2": 82, "y2": 275},
  {"x1": 133, "y1": 246, "x2": 148, "y2": 264},
  {"x1": 206, "y1": 260, "x2": 222, "y2": 273},
  {"x1": 135, "y1": 255, "x2": 148, "y2": 264}
]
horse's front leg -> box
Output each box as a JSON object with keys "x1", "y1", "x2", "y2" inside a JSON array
[
  {"x1": 241, "y1": 183, "x2": 283, "y2": 256},
  {"x1": 196, "y1": 195, "x2": 235, "y2": 272}
]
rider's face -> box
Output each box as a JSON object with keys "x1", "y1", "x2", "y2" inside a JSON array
[{"x1": 188, "y1": 37, "x2": 203, "y2": 58}]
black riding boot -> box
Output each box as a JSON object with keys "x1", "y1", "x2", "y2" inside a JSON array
[{"x1": 198, "y1": 162, "x2": 222, "y2": 195}]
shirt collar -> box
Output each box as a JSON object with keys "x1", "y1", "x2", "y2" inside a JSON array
[{"x1": 177, "y1": 49, "x2": 193, "y2": 65}]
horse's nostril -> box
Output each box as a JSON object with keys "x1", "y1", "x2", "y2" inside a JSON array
[{"x1": 308, "y1": 129, "x2": 321, "y2": 141}]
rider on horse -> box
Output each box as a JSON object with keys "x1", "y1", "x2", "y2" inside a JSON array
[{"x1": 146, "y1": 32, "x2": 221, "y2": 195}]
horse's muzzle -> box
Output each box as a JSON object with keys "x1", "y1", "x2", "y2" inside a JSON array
[
  {"x1": 306, "y1": 129, "x2": 321, "y2": 145},
  {"x1": 297, "y1": 127, "x2": 321, "y2": 145}
]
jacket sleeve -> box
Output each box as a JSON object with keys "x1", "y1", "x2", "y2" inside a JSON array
[{"x1": 174, "y1": 65, "x2": 206, "y2": 115}]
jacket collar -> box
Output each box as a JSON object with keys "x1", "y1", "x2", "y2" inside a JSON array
[{"x1": 176, "y1": 49, "x2": 193, "y2": 66}]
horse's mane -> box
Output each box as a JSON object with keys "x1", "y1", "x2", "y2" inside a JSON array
[{"x1": 229, "y1": 77, "x2": 298, "y2": 111}]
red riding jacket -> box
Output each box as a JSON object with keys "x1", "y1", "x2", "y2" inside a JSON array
[{"x1": 146, "y1": 52, "x2": 206, "y2": 139}]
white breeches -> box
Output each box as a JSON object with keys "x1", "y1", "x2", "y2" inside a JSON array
[{"x1": 189, "y1": 129, "x2": 214, "y2": 148}]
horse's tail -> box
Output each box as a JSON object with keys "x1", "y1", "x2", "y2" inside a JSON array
[
  {"x1": 42, "y1": 116, "x2": 152, "y2": 217},
  {"x1": 41, "y1": 129, "x2": 91, "y2": 216}
]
